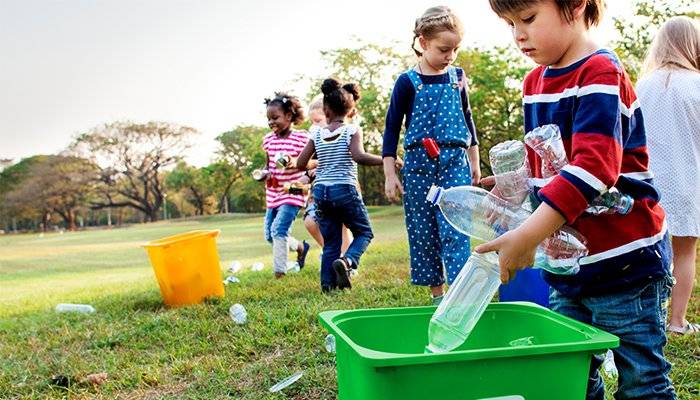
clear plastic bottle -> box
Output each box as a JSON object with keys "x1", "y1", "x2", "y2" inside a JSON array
[
  {"x1": 229, "y1": 304, "x2": 247, "y2": 324},
  {"x1": 489, "y1": 140, "x2": 531, "y2": 205},
  {"x1": 55, "y1": 303, "x2": 96, "y2": 313},
  {"x1": 587, "y1": 187, "x2": 634, "y2": 215},
  {"x1": 426, "y1": 184, "x2": 587, "y2": 275},
  {"x1": 426, "y1": 252, "x2": 500, "y2": 353},
  {"x1": 524, "y1": 124, "x2": 634, "y2": 215}
]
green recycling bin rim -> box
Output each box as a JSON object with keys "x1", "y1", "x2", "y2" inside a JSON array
[{"x1": 319, "y1": 302, "x2": 619, "y2": 368}]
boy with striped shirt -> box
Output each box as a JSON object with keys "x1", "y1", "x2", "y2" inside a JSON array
[{"x1": 479, "y1": 1, "x2": 676, "y2": 399}]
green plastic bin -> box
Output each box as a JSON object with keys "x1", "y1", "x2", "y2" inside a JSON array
[{"x1": 319, "y1": 302, "x2": 618, "y2": 400}]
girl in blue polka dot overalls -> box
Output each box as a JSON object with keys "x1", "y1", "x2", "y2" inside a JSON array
[{"x1": 382, "y1": 6, "x2": 481, "y2": 304}]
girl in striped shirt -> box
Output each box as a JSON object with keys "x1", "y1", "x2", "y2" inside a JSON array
[
  {"x1": 262, "y1": 92, "x2": 311, "y2": 279},
  {"x1": 297, "y1": 79, "x2": 387, "y2": 292}
]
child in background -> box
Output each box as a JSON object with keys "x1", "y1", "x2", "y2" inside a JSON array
[
  {"x1": 480, "y1": 1, "x2": 675, "y2": 398},
  {"x1": 262, "y1": 92, "x2": 311, "y2": 278},
  {"x1": 637, "y1": 16, "x2": 700, "y2": 335},
  {"x1": 302, "y1": 99, "x2": 352, "y2": 254},
  {"x1": 382, "y1": 6, "x2": 481, "y2": 304},
  {"x1": 297, "y1": 78, "x2": 383, "y2": 292}
]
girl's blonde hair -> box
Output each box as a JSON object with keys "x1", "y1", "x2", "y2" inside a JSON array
[
  {"x1": 412, "y1": 6, "x2": 464, "y2": 57},
  {"x1": 643, "y1": 16, "x2": 700, "y2": 76}
]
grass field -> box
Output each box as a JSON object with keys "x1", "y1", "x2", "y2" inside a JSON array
[{"x1": 0, "y1": 207, "x2": 698, "y2": 399}]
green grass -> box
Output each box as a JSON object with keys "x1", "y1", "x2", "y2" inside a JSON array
[{"x1": 0, "y1": 207, "x2": 698, "y2": 399}]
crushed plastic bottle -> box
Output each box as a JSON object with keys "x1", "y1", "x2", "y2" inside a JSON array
[
  {"x1": 427, "y1": 184, "x2": 587, "y2": 275},
  {"x1": 602, "y1": 349, "x2": 618, "y2": 377},
  {"x1": 286, "y1": 261, "x2": 300, "y2": 273},
  {"x1": 524, "y1": 124, "x2": 634, "y2": 215},
  {"x1": 489, "y1": 140, "x2": 531, "y2": 205},
  {"x1": 55, "y1": 304, "x2": 96, "y2": 314},
  {"x1": 524, "y1": 124, "x2": 568, "y2": 178},
  {"x1": 223, "y1": 276, "x2": 240, "y2": 285},
  {"x1": 228, "y1": 260, "x2": 242, "y2": 273},
  {"x1": 587, "y1": 187, "x2": 634, "y2": 215},
  {"x1": 229, "y1": 304, "x2": 247, "y2": 325},
  {"x1": 269, "y1": 371, "x2": 303, "y2": 393},
  {"x1": 324, "y1": 334, "x2": 336, "y2": 353},
  {"x1": 426, "y1": 252, "x2": 501, "y2": 353},
  {"x1": 251, "y1": 262, "x2": 264, "y2": 272}
]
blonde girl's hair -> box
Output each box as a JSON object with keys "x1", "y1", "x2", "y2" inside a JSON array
[
  {"x1": 643, "y1": 16, "x2": 700, "y2": 76},
  {"x1": 308, "y1": 98, "x2": 323, "y2": 114},
  {"x1": 412, "y1": 6, "x2": 464, "y2": 57}
]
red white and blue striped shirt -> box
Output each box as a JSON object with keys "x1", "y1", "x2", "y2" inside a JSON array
[
  {"x1": 262, "y1": 130, "x2": 309, "y2": 209},
  {"x1": 524, "y1": 49, "x2": 670, "y2": 297}
]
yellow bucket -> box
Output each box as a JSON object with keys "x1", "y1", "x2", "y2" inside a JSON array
[{"x1": 142, "y1": 230, "x2": 224, "y2": 307}]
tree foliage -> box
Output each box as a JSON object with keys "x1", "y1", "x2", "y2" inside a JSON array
[{"x1": 70, "y1": 121, "x2": 198, "y2": 221}]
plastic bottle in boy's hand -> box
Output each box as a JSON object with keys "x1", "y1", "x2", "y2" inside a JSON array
[
  {"x1": 426, "y1": 184, "x2": 588, "y2": 275},
  {"x1": 426, "y1": 252, "x2": 500, "y2": 353},
  {"x1": 524, "y1": 124, "x2": 634, "y2": 215},
  {"x1": 489, "y1": 140, "x2": 531, "y2": 205}
]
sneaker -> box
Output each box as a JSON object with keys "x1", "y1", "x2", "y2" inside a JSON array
[
  {"x1": 321, "y1": 285, "x2": 337, "y2": 293},
  {"x1": 297, "y1": 240, "x2": 310, "y2": 269},
  {"x1": 332, "y1": 257, "x2": 352, "y2": 289}
]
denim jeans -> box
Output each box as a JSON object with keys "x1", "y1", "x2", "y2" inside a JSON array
[
  {"x1": 264, "y1": 204, "x2": 301, "y2": 273},
  {"x1": 550, "y1": 275, "x2": 676, "y2": 400},
  {"x1": 313, "y1": 184, "x2": 374, "y2": 288}
]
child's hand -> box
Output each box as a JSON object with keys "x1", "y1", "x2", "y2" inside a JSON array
[
  {"x1": 474, "y1": 228, "x2": 537, "y2": 284},
  {"x1": 394, "y1": 157, "x2": 404, "y2": 170},
  {"x1": 297, "y1": 175, "x2": 311, "y2": 185},
  {"x1": 480, "y1": 175, "x2": 495, "y2": 187},
  {"x1": 384, "y1": 174, "x2": 404, "y2": 203},
  {"x1": 471, "y1": 166, "x2": 482, "y2": 186}
]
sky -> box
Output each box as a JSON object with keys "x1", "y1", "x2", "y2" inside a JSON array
[{"x1": 0, "y1": 0, "x2": 634, "y2": 167}]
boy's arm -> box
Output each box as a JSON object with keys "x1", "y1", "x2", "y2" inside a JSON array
[
  {"x1": 475, "y1": 202, "x2": 565, "y2": 283},
  {"x1": 537, "y1": 70, "x2": 624, "y2": 224},
  {"x1": 350, "y1": 127, "x2": 382, "y2": 166}
]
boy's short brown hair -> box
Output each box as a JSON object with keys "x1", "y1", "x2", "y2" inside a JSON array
[{"x1": 489, "y1": 0, "x2": 605, "y2": 27}]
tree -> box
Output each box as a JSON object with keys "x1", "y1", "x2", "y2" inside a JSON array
[
  {"x1": 455, "y1": 46, "x2": 530, "y2": 177},
  {"x1": 165, "y1": 162, "x2": 215, "y2": 216},
  {"x1": 0, "y1": 156, "x2": 47, "y2": 231},
  {"x1": 4, "y1": 155, "x2": 97, "y2": 231},
  {"x1": 612, "y1": 0, "x2": 699, "y2": 82},
  {"x1": 70, "y1": 121, "x2": 199, "y2": 222},
  {"x1": 215, "y1": 125, "x2": 268, "y2": 212}
]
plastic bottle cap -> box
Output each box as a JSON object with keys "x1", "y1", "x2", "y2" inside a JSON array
[{"x1": 426, "y1": 185, "x2": 443, "y2": 205}]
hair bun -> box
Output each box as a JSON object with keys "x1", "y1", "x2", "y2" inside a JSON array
[
  {"x1": 342, "y1": 83, "x2": 361, "y2": 101},
  {"x1": 321, "y1": 78, "x2": 341, "y2": 96}
]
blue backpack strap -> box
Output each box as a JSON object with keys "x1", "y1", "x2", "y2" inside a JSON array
[
  {"x1": 405, "y1": 68, "x2": 424, "y2": 91},
  {"x1": 448, "y1": 66, "x2": 460, "y2": 90}
]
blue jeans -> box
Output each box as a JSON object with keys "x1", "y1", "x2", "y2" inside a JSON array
[
  {"x1": 264, "y1": 204, "x2": 301, "y2": 243},
  {"x1": 313, "y1": 184, "x2": 374, "y2": 288},
  {"x1": 550, "y1": 275, "x2": 676, "y2": 400}
]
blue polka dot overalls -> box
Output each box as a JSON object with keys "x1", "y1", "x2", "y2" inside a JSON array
[{"x1": 402, "y1": 66, "x2": 472, "y2": 287}]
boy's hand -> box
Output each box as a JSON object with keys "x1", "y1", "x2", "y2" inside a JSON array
[
  {"x1": 384, "y1": 174, "x2": 404, "y2": 203},
  {"x1": 474, "y1": 228, "x2": 537, "y2": 284}
]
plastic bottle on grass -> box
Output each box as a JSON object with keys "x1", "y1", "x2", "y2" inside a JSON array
[
  {"x1": 229, "y1": 304, "x2": 247, "y2": 324},
  {"x1": 426, "y1": 252, "x2": 500, "y2": 353},
  {"x1": 55, "y1": 304, "x2": 95, "y2": 314},
  {"x1": 426, "y1": 184, "x2": 588, "y2": 275}
]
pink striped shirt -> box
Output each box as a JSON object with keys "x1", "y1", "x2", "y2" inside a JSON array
[{"x1": 262, "y1": 130, "x2": 309, "y2": 209}]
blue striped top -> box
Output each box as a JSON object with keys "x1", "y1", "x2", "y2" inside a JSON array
[{"x1": 312, "y1": 124, "x2": 358, "y2": 186}]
